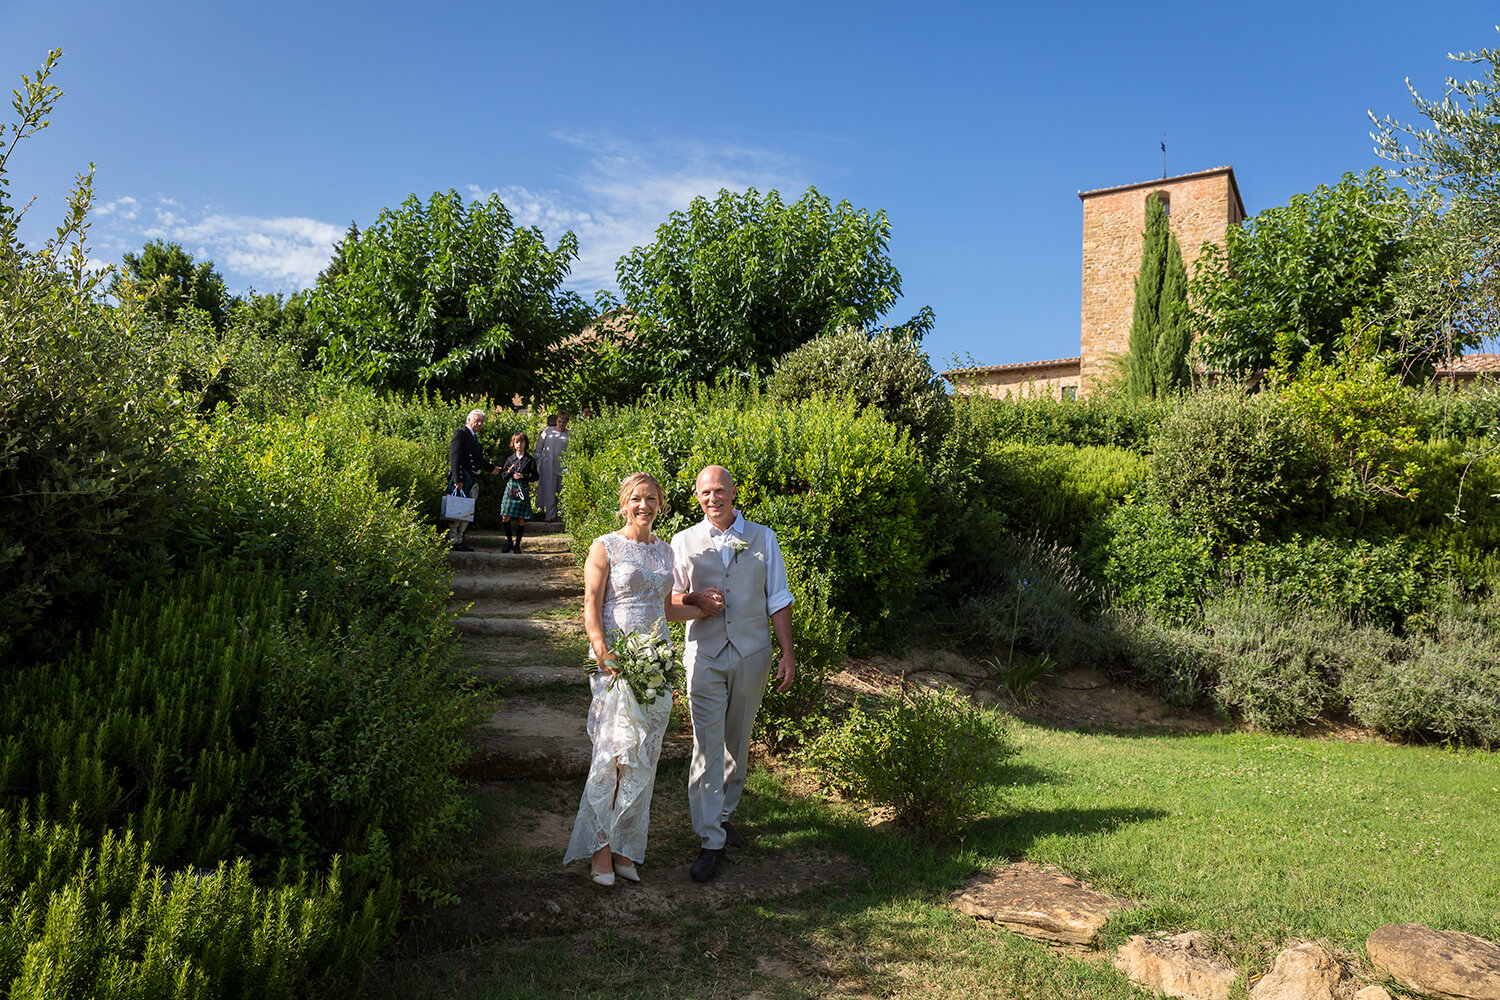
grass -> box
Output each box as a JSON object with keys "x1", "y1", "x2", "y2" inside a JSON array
[{"x1": 370, "y1": 721, "x2": 1500, "y2": 999}]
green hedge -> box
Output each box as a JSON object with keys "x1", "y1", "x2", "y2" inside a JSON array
[
  {"x1": 0, "y1": 813, "x2": 391, "y2": 1000},
  {"x1": 978, "y1": 441, "x2": 1146, "y2": 547}
]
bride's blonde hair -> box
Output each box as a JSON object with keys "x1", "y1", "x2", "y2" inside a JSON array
[{"x1": 617, "y1": 472, "x2": 670, "y2": 523}]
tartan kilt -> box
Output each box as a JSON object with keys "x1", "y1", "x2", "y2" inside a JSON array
[{"x1": 500, "y1": 482, "x2": 534, "y2": 519}]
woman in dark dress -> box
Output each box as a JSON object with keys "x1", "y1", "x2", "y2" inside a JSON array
[{"x1": 500, "y1": 432, "x2": 540, "y2": 552}]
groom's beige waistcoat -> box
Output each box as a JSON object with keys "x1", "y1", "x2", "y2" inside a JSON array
[{"x1": 679, "y1": 520, "x2": 771, "y2": 659}]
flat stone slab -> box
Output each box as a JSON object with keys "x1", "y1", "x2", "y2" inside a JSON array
[
  {"x1": 1367, "y1": 924, "x2": 1500, "y2": 1000},
  {"x1": 1115, "y1": 931, "x2": 1238, "y2": 1000},
  {"x1": 952, "y1": 863, "x2": 1127, "y2": 945},
  {"x1": 1250, "y1": 942, "x2": 1342, "y2": 1000}
]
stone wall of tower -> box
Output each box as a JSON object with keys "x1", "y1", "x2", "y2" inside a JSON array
[{"x1": 1078, "y1": 169, "x2": 1243, "y2": 395}]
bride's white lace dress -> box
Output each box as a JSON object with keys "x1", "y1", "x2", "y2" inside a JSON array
[{"x1": 564, "y1": 532, "x2": 675, "y2": 865}]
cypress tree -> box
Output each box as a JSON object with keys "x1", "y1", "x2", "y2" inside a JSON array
[{"x1": 1125, "y1": 194, "x2": 1191, "y2": 398}]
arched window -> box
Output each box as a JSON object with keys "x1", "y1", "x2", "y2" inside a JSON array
[{"x1": 1150, "y1": 190, "x2": 1171, "y2": 216}]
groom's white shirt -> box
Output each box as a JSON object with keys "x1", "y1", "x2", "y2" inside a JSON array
[{"x1": 671, "y1": 511, "x2": 793, "y2": 616}]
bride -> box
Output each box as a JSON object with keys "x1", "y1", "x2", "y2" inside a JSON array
[{"x1": 565, "y1": 472, "x2": 723, "y2": 885}]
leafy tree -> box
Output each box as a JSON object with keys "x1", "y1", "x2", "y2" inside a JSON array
[
  {"x1": 1273, "y1": 316, "x2": 1423, "y2": 522},
  {"x1": 1373, "y1": 35, "x2": 1500, "y2": 356},
  {"x1": 110, "y1": 239, "x2": 231, "y2": 330},
  {"x1": 611, "y1": 186, "x2": 920, "y2": 390},
  {"x1": 309, "y1": 190, "x2": 589, "y2": 400},
  {"x1": 1190, "y1": 169, "x2": 1424, "y2": 379},
  {"x1": 317, "y1": 220, "x2": 360, "y2": 285},
  {"x1": 1124, "y1": 193, "x2": 1190, "y2": 398},
  {"x1": 766, "y1": 320, "x2": 950, "y2": 446}
]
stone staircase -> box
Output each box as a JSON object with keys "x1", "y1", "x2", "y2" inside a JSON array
[{"x1": 449, "y1": 523, "x2": 692, "y2": 780}]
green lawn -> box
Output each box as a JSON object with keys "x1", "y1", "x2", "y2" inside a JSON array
[{"x1": 373, "y1": 721, "x2": 1500, "y2": 999}]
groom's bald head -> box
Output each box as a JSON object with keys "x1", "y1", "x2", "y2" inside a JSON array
[{"x1": 695, "y1": 465, "x2": 737, "y2": 528}]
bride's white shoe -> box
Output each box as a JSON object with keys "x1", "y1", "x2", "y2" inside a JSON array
[
  {"x1": 613, "y1": 862, "x2": 640, "y2": 883},
  {"x1": 590, "y1": 869, "x2": 616, "y2": 886}
]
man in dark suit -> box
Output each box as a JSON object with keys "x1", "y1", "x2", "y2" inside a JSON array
[{"x1": 448, "y1": 409, "x2": 500, "y2": 551}]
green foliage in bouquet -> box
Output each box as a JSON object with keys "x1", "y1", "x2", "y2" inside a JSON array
[
  {"x1": 807, "y1": 689, "x2": 1018, "y2": 838},
  {"x1": 592, "y1": 627, "x2": 679, "y2": 707}
]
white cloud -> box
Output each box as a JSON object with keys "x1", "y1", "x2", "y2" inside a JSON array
[
  {"x1": 95, "y1": 196, "x2": 139, "y2": 220},
  {"x1": 113, "y1": 195, "x2": 341, "y2": 292},
  {"x1": 470, "y1": 134, "x2": 803, "y2": 292}
]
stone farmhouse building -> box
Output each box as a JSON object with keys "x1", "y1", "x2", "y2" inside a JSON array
[{"x1": 944, "y1": 165, "x2": 1495, "y2": 398}]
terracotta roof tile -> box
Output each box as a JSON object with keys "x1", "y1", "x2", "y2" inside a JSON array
[
  {"x1": 941, "y1": 358, "x2": 1081, "y2": 379},
  {"x1": 1436, "y1": 353, "x2": 1500, "y2": 374}
]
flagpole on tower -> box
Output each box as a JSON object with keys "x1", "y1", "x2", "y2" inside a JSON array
[{"x1": 1161, "y1": 134, "x2": 1167, "y2": 179}]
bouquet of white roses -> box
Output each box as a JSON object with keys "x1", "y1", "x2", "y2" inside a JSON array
[{"x1": 588, "y1": 625, "x2": 679, "y2": 707}]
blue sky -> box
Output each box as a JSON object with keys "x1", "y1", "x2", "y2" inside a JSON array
[{"x1": 2, "y1": 1, "x2": 1496, "y2": 369}]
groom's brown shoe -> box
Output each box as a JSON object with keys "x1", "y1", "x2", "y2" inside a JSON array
[
  {"x1": 721, "y1": 821, "x2": 748, "y2": 848},
  {"x1": 689, "y1": 848, "x2": 723, "y2": 882}
]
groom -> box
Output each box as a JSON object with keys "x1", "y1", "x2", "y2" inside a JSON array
[{"x1": 671, "y1": 465, "x2": 795, "y2": 883}]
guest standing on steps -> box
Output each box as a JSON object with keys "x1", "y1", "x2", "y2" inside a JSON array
[
  {"x1": 671, "y1": 465, "x2": 795, "y2": 883},
  {"x1": 536, "y1": 411, "x2": 569, "y2": 522},
  {"x1": 447, "y1": 409, "x2": 500, "y2": 552},
  {"x1": 565, "y1": 472, "x2": 723, "y2": 885},
  {"x1": 499, "y1": 432, "x2": 540, "y2": 553}
]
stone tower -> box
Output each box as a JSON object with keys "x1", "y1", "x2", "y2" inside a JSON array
[{"x1": 1078, "y1": 166, "x2": 1246, "y2": 395}]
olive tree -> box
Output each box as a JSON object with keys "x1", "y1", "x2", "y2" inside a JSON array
[{"x1": 1373, "y1": 34, "x2": 1500, "y2": 356}]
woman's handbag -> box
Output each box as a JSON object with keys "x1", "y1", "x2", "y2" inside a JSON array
[{"x1": 441, "y1": 487, "x2": 475, "y2": 522}]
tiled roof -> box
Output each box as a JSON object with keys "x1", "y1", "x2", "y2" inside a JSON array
[
  {"x1": 941, "y1": 358, "x2": 1082, "y2": 378},
  {"x1": 1436, "y1": 353, "x2": 1500, "y2": 374}
]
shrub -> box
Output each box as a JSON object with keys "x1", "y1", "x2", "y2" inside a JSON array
[
  {"x1": 1342, "y1": 590, "x2": 1500, "y2": 747},
  {"x1": 1228, "y1": 534, "x2": 1440, "y2": 628},
  {"x1": 180, "y1": 406, "x2": 454, "y2": 641},
  {"x1": 1098, "y1": 610, "x2": 1214, "y2": 708},
  {"x1": 1088, "y1": 497, "x2": 1215, "y2": 625},
  {"x1": 0, "y1": 813, "x2": 393, "y2": 999},
  {"x1": 807, "y1": 688, "x2": 1018, "y2": 837},
  {"x1": 1199, "y1": 587, "x2": 1395, "y2": 731},
  {"x1": 979, "y1": 442, "x2": 1147, "y2": 547},
  {"x1": 1147, "y1": 385, "x2": 1319, "y2": 545},
  {"x1": 0, "y1": 565, "x2": 478, "y2": 895},
  {"x1": 950, "y1": 533, "x2": 1105, "y2": 668},
  {"x1": 766, "y1": 325, "x2": 952, "y2": 447},
  {"x1": 947, "y1": 389, "x2": 1168, "y2": 452}
]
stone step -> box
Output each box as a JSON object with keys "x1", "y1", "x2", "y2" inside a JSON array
[
  {"x1": 459, "y1": 633, "x2": 590, "y2": 670},
  {"x1": 455, "y1": 615, "x2": 583, "y2": 639},
  {"x1": 449, "y1": 597, "x2": 580, "y2": 619},
  {"x1": 450, "y1": 570, "x2": 583, "y2": 601},
  {"x1": 446, "y1": 549, "x2": 576, "y2": 571},
  {"x1": 464, "y1": 531, "x2": 573, "y2": 553},
  {"x1": 462, "y1": 693, "x2": 691, "y2": 780},
  {"x1": 468, "y1": 520, "x2": 568, "y2": 537}
]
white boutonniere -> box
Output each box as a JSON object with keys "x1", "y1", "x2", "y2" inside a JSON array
[{"x1": 726, "y1": 536, "x2": 750, "y2": 563}]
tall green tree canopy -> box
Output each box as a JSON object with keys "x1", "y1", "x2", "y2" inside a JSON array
[
  {"x1": 1189, "y1": 169, "x2": 1426, "y2": 379},
  {"x1": 1125, "y1": 193, "x2": 1190, "y2": 398},
  {"x1": 110, "y1": 239, "x2": 231, "y2": 330},
  {"x1": 309, "y1": 190, "x2": 589, "y2": 400},
  {"x1": 611, "y1": 186, "x2": 918, "y2": 389},
  {"x1": 1373, "y1": 35, "x2": 1500, "y2": 350}
]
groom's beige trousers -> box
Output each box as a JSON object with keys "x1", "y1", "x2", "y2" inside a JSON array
[{"x1": 686, "y1": 641, "x2": 773, "y2": 850}]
